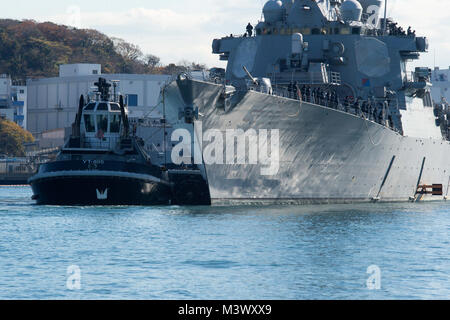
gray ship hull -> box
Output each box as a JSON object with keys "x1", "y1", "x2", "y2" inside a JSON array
[{"x1": 165, "y1": 79, "x2": 450, "y2": 204}]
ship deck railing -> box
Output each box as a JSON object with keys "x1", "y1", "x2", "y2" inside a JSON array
[
  {"x1": 269, "y1": 71, "x2": 342, "y2": 86},
  {"x1": 266, "y1": 87, "x2": 402, "y2": 134},
  {"x1": 204, "y1": 77, "x2": 401, "y2": 133},
  {"x1": 26, "y1": 147, "x2": 60, "y2": 158}
]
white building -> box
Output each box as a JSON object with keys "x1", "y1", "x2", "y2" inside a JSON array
[
  {"x1": 0, "y1": 75, "x2": 13, "y2": 121},
  {"x1": 11, "y1": 85, "x2": 27, "y2": 129},
  {"x1": 59, "y1": 64, "x2": 101, "y2": 78},
  {"x1": 27, "y1": 64, "x2": 171, "y2": 148},
  {"x1": 0, "y1": 74, "x2": 27, "y2": 129},
  {"x1": 431, "y1": 67, "x2": 450, "y2": 104}
]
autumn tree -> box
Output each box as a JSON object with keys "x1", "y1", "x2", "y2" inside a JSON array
[
  {"x1": 112, "y1": 37, "x2": 144, "y2": 61},
  {"x1": 145, "y1": 54, "x2": 161, "y2": 68},
  {"x1": 0, "y1": 118, "x2": 35, "y2": 157}
]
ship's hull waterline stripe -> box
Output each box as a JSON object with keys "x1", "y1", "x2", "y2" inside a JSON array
[{"x1": 29, "y1": 170, "x2": 169, "y2": 185}]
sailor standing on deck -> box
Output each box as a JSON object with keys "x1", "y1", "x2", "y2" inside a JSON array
[
  {"x1": 317, "y1": 87, "x2": 323, "y2": 105},
  {"x1": 293, "y1": 81, "x2": 299, "y2": 100},
  {"x1": 368, "y1": 102, "x2": 373, "y2": 120},
  {"x1": 287, "y1": 82, "x2": 293, "y2": 99},
  {"x1": 372, "y1": 106, "x2": 378, "y2": 122},
  {"x1": 301, "y1": 85, "x2": 306, "y2": 101},
  {"x1": 331, "y1": 90, "x2": 338, "y2": 109},
  {"x1": 246, "y1": 23, "x2": 254, "y2": 37},
  {"x1": 312, "y1": 88, "x2": 317, "y2": 104}
]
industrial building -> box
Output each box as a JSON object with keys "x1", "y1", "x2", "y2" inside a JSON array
[{"x1": 27, "y1": 64, "x2": 171, "y2": 148}]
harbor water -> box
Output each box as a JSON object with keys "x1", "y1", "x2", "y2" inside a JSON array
[{"x1": 0, "y1": 186, "x2": 449, "y2": 300}]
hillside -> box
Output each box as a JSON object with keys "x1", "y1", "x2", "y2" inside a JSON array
[{"x1": 0, "y1": 19, "x2": 206, "y2": 80}]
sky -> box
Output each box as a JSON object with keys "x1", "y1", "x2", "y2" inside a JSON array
[{"x1": 2, "y1": 0, "x2": 450, "y2": 69}]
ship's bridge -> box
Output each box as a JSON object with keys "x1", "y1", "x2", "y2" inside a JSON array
[{"x1": 81, "y1": 101, "x2": 124, "y2": 150}]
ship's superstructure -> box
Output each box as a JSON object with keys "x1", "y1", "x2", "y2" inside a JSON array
[
  {"x1": 432, "y1": 67, "x2": 450, "y2": 104},
  {"x1": 158, "y1": 0, "x2": 450, "y2": 204},
  {"x1": 432, "y1": 67, "x2": 450, "y2": 140},
  {"x1": 212, "y1": 0, "x2": 441, "y2": 139}
]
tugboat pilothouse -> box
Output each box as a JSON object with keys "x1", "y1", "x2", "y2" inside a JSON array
[{"x1": 29, "y1": 78, "x2": 172, "y2": 205}]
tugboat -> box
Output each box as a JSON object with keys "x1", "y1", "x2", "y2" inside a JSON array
[{"x1": 29, "y1": 78, "x2": 173, "y2": 205}]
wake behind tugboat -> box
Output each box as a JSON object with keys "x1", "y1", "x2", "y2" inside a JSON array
[{"x1": 29, "y1": 78, "x2": 210, "y2": 206}]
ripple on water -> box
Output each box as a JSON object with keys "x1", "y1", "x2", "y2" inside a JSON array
[
  {"x1": 0, "y1": 187, "x2": 450, "y2": 299},
  {"x1": 182, "y1": 260, "x2": 240, "y2": 269}
]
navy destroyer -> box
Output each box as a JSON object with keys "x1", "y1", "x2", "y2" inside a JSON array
[
  {"x1": 29, "y1": 78, "x2": 210, "y2": 206},
  {"x1": 158, "y1": 0, "x2": 450, "y2": 204}
]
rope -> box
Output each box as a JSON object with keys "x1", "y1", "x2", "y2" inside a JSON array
[
  {"x1": 286, "y1": 86, "x2": 302, "y2": 118},
  {"x1": 361, "y1": 112, "x2": 384, "y2": 146}
]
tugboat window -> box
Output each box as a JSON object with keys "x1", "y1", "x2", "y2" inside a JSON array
[
  {"x1": 84, "y1": 115, "x2": 95, "y2": 132},
  {"x1": 110, "y1": 103, "x2": 121, "y2": 111},
  {"x1": 97, "y1": 115, "x2": 108, "y2": 133},
  {"x1": 97, "y1": 103, "x2": 108, "y2": 111},
  {"x1": 85, "y1": 103, "x2": 96, "y2": 111},
  {"x1": 110, "y1": 114, "x2": 122, "y2": 133}
]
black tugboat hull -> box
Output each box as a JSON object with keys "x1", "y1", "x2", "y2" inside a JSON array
[
  {"x1": 169, "y1": 170, "x2": 211, "y2": 206},
  {"x1": 30, "y1": 173, "x2": 171, "y2": 206}
]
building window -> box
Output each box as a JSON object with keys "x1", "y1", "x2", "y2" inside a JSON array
[
  {"x1": 127, "y1": 94, "x2": 138, "y2": 107},
  {"x1": 19, "y1": 90, "x2": 24, "y2": 94},
  {"x1": 93, "y1": 70, "x2": 98, "y2": 75}
]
